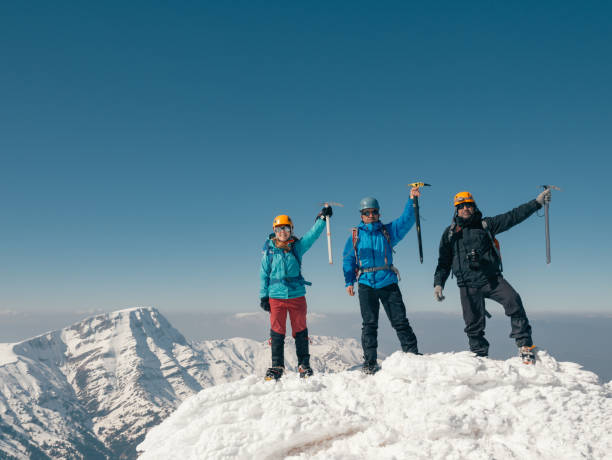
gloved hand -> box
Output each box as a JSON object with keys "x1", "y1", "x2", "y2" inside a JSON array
[
  {"x1": 317, "y1": 206, "x2": 333, "y2": 220},
  {"x1": 260, "y1": 297, "x2": 270, "y2": 312},
  {"x1": 434, "y1": 285, "x2": 445, "y2": 302},
  {"x1": 536, "y1": 188, "x2": 552, "y2": 205}
]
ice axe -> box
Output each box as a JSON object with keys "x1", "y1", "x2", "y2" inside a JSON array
[
  {"x1": 321, "y1": 201, "x2": 344, "y2": 264},
  {"x1": 541, "y1": 185, "x2": 561, "y2": 264},
  {"x1": 407, "y1": 182, "x2": 431, "y2": 263}
]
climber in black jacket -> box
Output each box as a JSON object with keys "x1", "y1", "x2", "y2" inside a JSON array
[{"x1": 433, "y1": 189, "x2": 551, "y2": 364}]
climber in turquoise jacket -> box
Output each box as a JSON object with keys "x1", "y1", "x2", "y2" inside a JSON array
[{"x1": 259, "y1": 207, "x2": 331, "y2": 381}]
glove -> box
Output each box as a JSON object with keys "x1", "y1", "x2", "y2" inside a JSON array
[
  {"x1": 317, "y1": 206, "x2": 333, "y2": 220},
  {"x1": 434, "y1": 285, "x2": 445, "y2": 302},
  {"x1": 536, "y1": 188, "x2": 552, "y2": 205},
  {"x1": 260, "y1": 297, "x2": 270, "y2": 312}
]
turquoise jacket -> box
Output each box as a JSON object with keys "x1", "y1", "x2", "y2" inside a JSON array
[{"x1": 260, "y1": 217, "x2": 326, "y2": 299}]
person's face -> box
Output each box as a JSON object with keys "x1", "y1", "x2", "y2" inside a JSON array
[
  {"x1": 361, "y1": 208, "x2": 380, "y2": 224},
  {"x1": 274, "y1": 225, "x2": 292, "y2": 242},
  {"x1": 456, "y1": 202, "x2": 475, "y2": 219}
]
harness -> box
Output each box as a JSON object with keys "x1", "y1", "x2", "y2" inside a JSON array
[
  {"x1": 351, "y1": 225, "x2": 401, "y2": 281},
  {"x1": 263, "y1": 236, "x2": 312, "y2": 288}
]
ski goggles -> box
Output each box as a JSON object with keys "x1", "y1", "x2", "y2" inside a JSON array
[
  {"x1": 361, "y1": 209, "x2": 379, "y2": 217},
  {"x1": 456, "y1": 202, "x2": 475, "y2": 210},
  {"x1": 274, "y1": 225, "x2": 292, "y2": 233}
]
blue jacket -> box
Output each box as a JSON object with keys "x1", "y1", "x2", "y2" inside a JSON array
[
  {"x1": 260, "y1": 217, "x2": 326, "y2": 299},
  {"x1": 343, "y1": 198, "x2": 416, "y2": 288}
]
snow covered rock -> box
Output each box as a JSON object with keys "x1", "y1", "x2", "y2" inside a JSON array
[{"x1": 138, "y1": 350, "x2": 612, "y2": 460}]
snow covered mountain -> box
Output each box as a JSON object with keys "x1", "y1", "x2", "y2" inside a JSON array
[
  {"x1": 0, "y1": 307, "x2": 364, "y2": 459},
  {"x1": 138, "y1": 351, "x2": 612, "y2": 460}
]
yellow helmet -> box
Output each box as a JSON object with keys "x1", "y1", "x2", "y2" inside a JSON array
[
  {"x1": 454, "y1": 191, "x2": 475, "y2": 207},
  {"x1": 272, "y1": 214, "x2": 293, "y2": 229}
]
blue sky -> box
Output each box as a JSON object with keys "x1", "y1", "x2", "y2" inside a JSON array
[{"x1": 1, "y1": 1, "x2": 611, "y2": 318}]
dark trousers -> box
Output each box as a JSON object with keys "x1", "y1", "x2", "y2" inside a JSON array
[
  {"x1": 459, "y1": 276, "x2": 533, "y2": 356},
  {"x1": 358, "y1": 283, "x2": 418, "y2": 363}
]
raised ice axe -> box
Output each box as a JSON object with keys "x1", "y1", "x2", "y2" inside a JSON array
[
  {"x1": 407, "y1": 182, "x2": 431, "y2": 263},
  {"x1": 321, "y1": 201, "x2": 344, "y2": 264},
  {"x1": 541, "y1": 185, "x2": 561, "y2": 264}
]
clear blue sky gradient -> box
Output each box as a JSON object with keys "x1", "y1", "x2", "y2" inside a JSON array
[{"x1": 1, "y1": 2, "x2": 611, "y2": 315}]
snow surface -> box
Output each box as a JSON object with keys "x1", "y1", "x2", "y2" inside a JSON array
[{"x1": 138, "y1": 350, "x2": 612, "y2": 460}]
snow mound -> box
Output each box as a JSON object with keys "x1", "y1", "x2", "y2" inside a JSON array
[{"x1": 138, "y1": 350, "x2": 612, "y2": 460}]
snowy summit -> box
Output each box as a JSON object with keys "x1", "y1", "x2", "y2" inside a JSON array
[{"x1": 138, "y1": 351, "x2": 612, "y2": 460}]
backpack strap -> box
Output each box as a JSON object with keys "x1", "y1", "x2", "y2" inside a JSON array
[
  {"x1": 352, "y1": 227, "x2": 361, "y2": 280},
  {"x1": 447, "y1": 222, "x2": 457, "y2": 244},
  {"x1": 380, "y1": 225, "x2": 396, "y2": 257},
  {"x1": 263, "y1": 237, "x2": 274, "y2": 274},
  {"x1": 447, "y1": 222, "x2": 459, "y2": 279},
  {"x1": 482, "y1": 220, "x2": 503, "y2": 272}
]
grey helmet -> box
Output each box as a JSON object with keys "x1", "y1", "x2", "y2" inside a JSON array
[{"x1": 359, "y1": 197, "x2": 380, "y2": 211}]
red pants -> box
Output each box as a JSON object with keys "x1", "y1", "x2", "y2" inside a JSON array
[{"x1": 270, "y1": 296, "x2": 307, "y2": 337}]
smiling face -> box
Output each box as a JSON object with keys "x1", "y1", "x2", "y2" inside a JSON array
[
  {"x1": 360, "y1": 208, "x2": 380, "y2": 224},
  {"x1": 456, "y1": 202, "x2": 476, "y2": 219},
  {"x1": 274, "y1": 225, "x2": 292, "y2": 242}
]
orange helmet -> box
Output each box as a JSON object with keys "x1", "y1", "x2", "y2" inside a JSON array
[
  {"x1": 454, "y1": 191, "x2": 475, "y2": 207},
  {"x1": 272, "y1": 214, "x2": 293, "y2": 229}
]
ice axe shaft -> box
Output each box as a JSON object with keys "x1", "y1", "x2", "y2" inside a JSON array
[
  {"x1": 408, "y1": 182, "x2": 431, "y2": 264},
  {"x1": 545, "y1": 200, "x2": 550, "y2": 264},
  {"x1": 322, "y1": 201, "x2": 344, "y2": 264},
  {"x1": 326, "y1": 215, "x2": 332, "y2": 264},
  {"x1": 542, "y1": 185, "x2": 561, "y2": 264}
]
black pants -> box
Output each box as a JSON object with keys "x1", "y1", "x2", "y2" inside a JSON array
[
  {"x1": 358, "y1": 283, "x2": 418, "y2": 363},
  {"x1": 459, "y1": 276, "x2": 533, "y2": 356}
]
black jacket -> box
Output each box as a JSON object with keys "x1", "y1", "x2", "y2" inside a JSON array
[{"x1": 434, "y1": 199, "x2": 541, "y2": 288}]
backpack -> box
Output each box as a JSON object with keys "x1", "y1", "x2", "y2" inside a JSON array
[{"x1": 262, "y1": 235, "x2": 311, "y2": 287}]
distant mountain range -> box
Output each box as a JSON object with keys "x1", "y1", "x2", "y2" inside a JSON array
[{"x1": 0, "y1": 307, "x2": 364, "y2": 459}]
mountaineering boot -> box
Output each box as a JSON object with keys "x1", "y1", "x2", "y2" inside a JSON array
[
  {"x1": 265, "y1": 366, "x2": 285, "y2": 381},
  {"x1": 362, "y1": 361, "x2": 380, "y2": 375},
  {"x1": 404, "y1": 349, "x2": 423, "y2": 356},
  {"x1": 298, "y1": 365, "x2": 314, "y2": 378},
  {"x1": 519, "y1": 345, "x2": 537, "y2": 365}
]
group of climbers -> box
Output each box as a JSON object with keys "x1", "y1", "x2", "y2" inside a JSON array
[{"x1": 259, "y1": 187, "x2": 552, "y2": 380}]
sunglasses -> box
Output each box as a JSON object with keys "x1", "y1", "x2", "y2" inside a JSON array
[
  {"x1": 274, "y1": 225, "x2": 292, "y2": 233},
  {"x1": 456, "y1": 202, "x2": 475, "y2": 210},
  {"x1": 361, "y1": 210, "x2": 379, "y2": 217}
]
